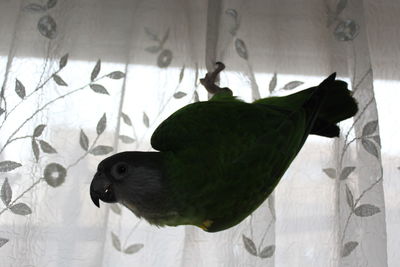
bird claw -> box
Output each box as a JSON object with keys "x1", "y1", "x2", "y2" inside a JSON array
[{"x1": 200, "y1": 62, "x2": 230, "y2": 94}]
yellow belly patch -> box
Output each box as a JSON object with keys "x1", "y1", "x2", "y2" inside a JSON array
[{"x1": 198, "y1": 219, "x2": 213, "y2": 231}]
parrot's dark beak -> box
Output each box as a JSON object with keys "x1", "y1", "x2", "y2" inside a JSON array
[
  {"x1": 90, "y1": 172, "x2": 117, "y2": 208},
  {"x1": 90, "y1": 186, "x2": 100, "y2": 208},
  {"x1": 90, "y1": 172, "x2": 105, "y2": 208}
]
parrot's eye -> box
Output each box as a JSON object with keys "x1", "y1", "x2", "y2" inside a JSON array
[{"x1": 111, "y1": 162, "x2": 129, "y2": 180}]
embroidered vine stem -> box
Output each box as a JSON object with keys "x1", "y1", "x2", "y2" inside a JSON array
[
  {"x1": 340, "y1": 168, "x2": 383, "y2": 246},
  {"x1": 0, "y1": 134, "x2": 104, "y2": 218},
  {"x1": 338, "y1": 94, "x2": 382, "y2": 247},
  {"x1": 0, "y1": 67, "x2": 61, "y2": 130},
  {"x1": 257, "y1": 218, "x2": 274, "y2": 253},
  {"x1": 246, "y1": 61, "x2": 260, "y2": 100},
  {"x1": 67, "y1": 134, "x2": 101, "y2": 169},
  {"x1": 352, "y1": 68, "x2": 372, "y2": 95},
  {"x1": 0, "y1": 131, "x2": 104, "y2": 218},
  {"x1": 122, "y1": 219, "x2": 142, "y2": 249},
  {"x1": 137, "y1": 79, "x2": 195, "y2": 145},
  {"x1": 0, "y1": 74, "x2": 109, "y2": 154},
  {"x1": 339, "y1": 96, "x2": 374, "y2": 167}
]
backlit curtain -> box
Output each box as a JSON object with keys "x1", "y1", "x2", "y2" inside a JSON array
[{"x1": 0, "y1": 0, "x2": 399, "y2": 266}]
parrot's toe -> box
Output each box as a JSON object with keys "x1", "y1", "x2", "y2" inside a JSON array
[
  {"x1": 198, "y1": 219, "x2": 213, "y2": 231},
  {"x1": 200, "y1": 62, "x2": 229, "y2": 94}
]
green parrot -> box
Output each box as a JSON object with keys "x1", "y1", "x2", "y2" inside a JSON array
[{"x1": 90, "y1": 62, "x2": 358, "y2": 232}]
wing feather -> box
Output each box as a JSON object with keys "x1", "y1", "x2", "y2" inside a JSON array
[{"x1": 151, "y1": 97, "x2": 310, "y2": 231}]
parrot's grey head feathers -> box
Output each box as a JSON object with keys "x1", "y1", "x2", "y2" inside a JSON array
[{"x1": 90, "y1": 151, "x2": 167, "y2": 219}]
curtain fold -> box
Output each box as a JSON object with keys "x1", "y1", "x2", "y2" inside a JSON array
[
  {"x1": 0, "y1": 0, "x2": 398, "y2": 266},
  {"x1": 328, "y1": 0, "x2": 388, "y2": 265}
]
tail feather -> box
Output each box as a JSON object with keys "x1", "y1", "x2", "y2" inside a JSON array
[
  {"x1": 254, "y1": 73, "x2": 358, "y2": 138},
  {"x1": 305, "y1": 75, "x2": 358, "y2": 137}
]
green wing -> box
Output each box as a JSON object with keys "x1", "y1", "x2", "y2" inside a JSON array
[{"x1": 151, "y1": 95, "x2": 309, "y2": 231}]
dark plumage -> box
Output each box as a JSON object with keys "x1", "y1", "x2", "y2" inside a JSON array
[{"x1": 90, "y1": 63, "x2": 358, "y2": 232}]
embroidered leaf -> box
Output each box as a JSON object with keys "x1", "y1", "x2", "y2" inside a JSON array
[
  {"x1": 225, "y1": 8, "x2": 238, "y2": 19},
  {"x1": 124, "y1": 243, "x2": 144, "y2": 254},
  {"x1": 345, "y1": 184, "x2": 354, "y2": 209},
  {"x1": 32, "y1": 140, "x2": 40, "y2": 161},
  {"x1": 38, "y1": 15, "x2": 57, "y2": 39},
  {"x1": 145, "y1": 45, "x2": 162, "y2": 54},
  {"x1": 335, "y1": 0, "x2": 348, "y2": 16},
  {"x1": 107, "y1": 71, "x2": 125, "y2": 79},
  {"x1": 225, "y1": 8, "x2": 240, "y2": 35},
  {"x1": 173, "y1": 91, "x2": 187, "y2": 99},
  {"x1": 242, "y1": 235, "x2": 257, "y2": 256},
  {"x1": 47, "y1": 0, "x2": 58, "y2": 9},
  {"x1": 269, "y1": 73, "x2": 277, "y2": 93},
  {"x1": 0, "y1": 238, "x2": 8, "y2": 248},
  {"x1": 143, "y1": 112, "x2": 149, "y2": 128},
  {"x1": 0, "y1": 161, "x2": 22, "y2": 172},
  {"x1": 282, "y1": 81, "x2": 303, "y2": 90},
  {"x1": 79, "y1": 130, "x2": 89, "y2": 151},
  {"x1": 361, "y1": 138, "x2": 379, "y2": 158},
  {"x1": 340, "y1": 166, "x2": 356, "y2": 180},
  {"x1": 90, "y1": 84, "x2": 109, "y2": 95},
  {"x1": 15, "y1": 79, "x2": 26, "y2": 99},
  {"x1": 121, "y1": 113, "x2": 132, "y2": 126},
  {"x1": 1, "y1": 178, "x2": 12, "y2": 206},
  {"x1": 91, "y1": 60, "x2": 101, "y2": 81},
  {"x1": 59, "y1": 53, "x2": 69, "y2": 69},
  {"x1": 354, "y1": 204, "x2": 380, "y2": 217},
  {"x1": 23, "y1": 3, "x2": 46, "y2": 13},
  {"x1": 323, "y1": 168, "x2": 336, "y2": 179},
  {"x1": 96, "y1": 113, "x2": 107, "y2": 135},
  {"x1": 33, "y1": 124, "x2": 46, "y2": 137},
  {"x1": 53, "y1": 74, "x2": 68, "y2": 86},
  {"x1": 119, "y1": 135, "x2": 135, "y2": 144},
  {"x1": 39, "y1": 140, "x2": 57, "y2": 153},
  {"x1": 259, "y1": 245, "x2": 275, "y2": 258},
  {"x1": 144, "y1": 27, "x2": 159, "y2": 41},
  {"x1": 341, "y1": 241, "x2": 358, "y2": 257},
  {"x1": 371, "y1": 135, "x2": 381, "y2": 147},
  {"x1": 235, "y1": 39, "x2": 248, "y2": 60},
  {"x1": 362, "y1": 120, "x2": 378, "y2": 136},
  {"x1": 161, "y1": 28, "x2": 170, "y2": 46},
  {"x1": 10, "y1": 203, "x2": 32, "y2": 215},
  {"x1": 179, "y1": 65, "x2": 185, "y2": 83},
  {"x1": 110, "y1": 203, "x2": 121, "y2": 215},
  {"x1": 111, "y1": 232, "x2": 121, "y2": 251},
  {"x1": 225, "y1": 8, "x2": 239, "y2": 35},
  {"x1": 90, "y1": 146, "x2": 113, "y2": 156}
]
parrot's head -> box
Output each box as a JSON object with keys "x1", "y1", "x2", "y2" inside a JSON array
[{"x1": 90, "y1": 151, "x2": 164, "y2": 215}]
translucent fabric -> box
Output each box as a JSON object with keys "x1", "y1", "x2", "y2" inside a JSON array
[{"x1": 0, "y1": 0, "x2": 399, "y2": 266}]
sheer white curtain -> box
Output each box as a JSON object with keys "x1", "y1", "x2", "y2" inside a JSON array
[{"x1": 0, "y1": 0, "x2": 399, "y2": 266}]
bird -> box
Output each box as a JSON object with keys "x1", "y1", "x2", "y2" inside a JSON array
[{"x1": 90, "y1": 62, "x2": 358, "y2": 232}]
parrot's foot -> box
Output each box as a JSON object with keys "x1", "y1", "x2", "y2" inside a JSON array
[
  {"x1": 198, "y1": 219, "x2": 213, "y2": 231},
  {"x1": 200, "y1": 62, "x2": 231, "y2": 95}
]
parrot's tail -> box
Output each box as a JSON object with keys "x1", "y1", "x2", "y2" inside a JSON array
[{"x1": 305, "y1": 74, "x2": 358, "y2": 138}]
